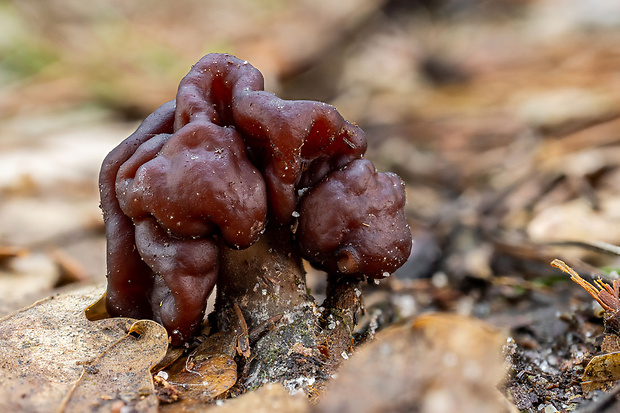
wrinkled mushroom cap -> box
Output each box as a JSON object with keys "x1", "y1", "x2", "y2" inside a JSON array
[
  {"x1": 297, "y1": 159, "x2": 412, "y2": 279},
  {"x1": 116, "y1": 120, "x2": 267, "y2": 249},
  {"x1": 101, "y1": 53, "x2": 411, "y2": 344}
]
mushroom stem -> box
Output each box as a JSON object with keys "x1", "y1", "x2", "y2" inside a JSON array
[
  {"x1": 216, "y1": 225, "x2": 313, "y2": 330},
  {"x1": 317, "y1": 274, "x2": 364, "y2": 370},
  {"x1": 215, "y1": 226, "x2": 324, "y2": 393},
  {"x1": 214, "y1": 226, "x2": 365, "y2": 396}
]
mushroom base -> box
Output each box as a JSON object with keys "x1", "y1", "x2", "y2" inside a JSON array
[{"x1": 215, "y1": 226, "x2": 363, "y2": 397}]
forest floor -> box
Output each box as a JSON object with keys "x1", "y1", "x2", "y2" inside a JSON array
[{"x1": 2, "y1": 0, "x2": 620, "y2": 412}]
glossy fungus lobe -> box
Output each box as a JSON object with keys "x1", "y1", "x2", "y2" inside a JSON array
[
  {"x1": 100, "y1": 53, "x2": 411, "y2": 344},
  {"x1": 116, "y1": 120, "x2": 267, "y2": 248},
  {"x1": 297, "y1": 159, "x2": 412, "y2": 279}
]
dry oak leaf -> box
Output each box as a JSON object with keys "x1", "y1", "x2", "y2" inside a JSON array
[
  {"x1": 161, "y1": 383, "x2": 309, "y2": 413},
  {"x1": 161, "y1": 332, "x2": 239, "y2": 404},
  {"x1": 0, "y1": 284, "x2": 168, "y2": 413},
  {"x1": 581, "y1": 351, "x2": 620, "y2": 394},
  {"x1": 316, "y1": 313, "x2": 513, "y2": 413}
]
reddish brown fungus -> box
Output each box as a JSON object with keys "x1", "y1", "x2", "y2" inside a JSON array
[
  {"x1": 297, "y1": 158, "x2": 411, "y2": 279},
  {"x1": 100, "y1": 53, "x2": 412, "y2": 348}
]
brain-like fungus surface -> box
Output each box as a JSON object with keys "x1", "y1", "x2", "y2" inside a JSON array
[{"x1": 99, "y1": 53, "x2": 412, "y2": 345}]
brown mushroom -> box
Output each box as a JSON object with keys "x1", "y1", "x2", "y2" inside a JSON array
[{"x1": 99, "y1": 53, "x2": 412, "y2": 388}]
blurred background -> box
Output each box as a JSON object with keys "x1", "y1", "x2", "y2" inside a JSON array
[{"x1": 1, "y1": 0, "x2": 620, "y2": 323}]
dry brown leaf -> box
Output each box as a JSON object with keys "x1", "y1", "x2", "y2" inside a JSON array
[
  {"x1": 582, "y1": 352, "x2": 620, "y2": 394},
  {"x1": 0, "y1": 284, "x2": 169, "y2": 412},
  {"x1": 166, "y1": 355, "x2": 237, "y2": 401},
  {"x1": 159, "y1": 383, "x2": 309, "y2": 413},
  {"x1": 84, "y1": 290, "x2": 109, "y2": 321},
  {"x1": 151, "y1": 346, "x2": 184, "y2": 374},
  {"x1": 316, "y1": 313, "x2": 512, "y2": 413},
  {"x1": 60, "y1": 319, "x2": 168, "y2": 412},
  {"x1": 161, "y1": 332, "x2": 239, "y2": 404},
  {"x1": 528, "y1": 195, "x2": 620, "y2": 247}
]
